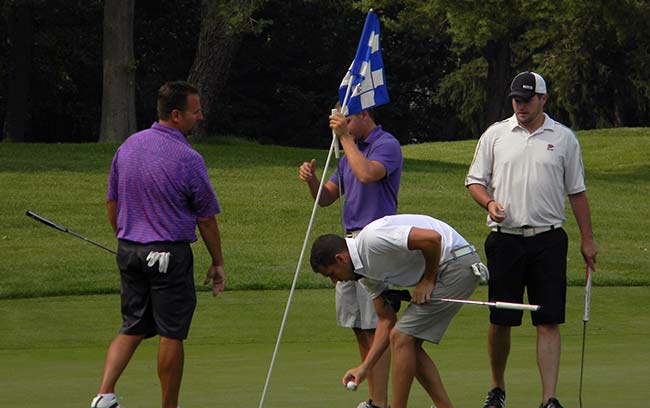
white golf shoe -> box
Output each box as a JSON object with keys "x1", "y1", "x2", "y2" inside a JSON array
[{"x1": 90, "y1": 393, "x2": 121, "y2": 408}]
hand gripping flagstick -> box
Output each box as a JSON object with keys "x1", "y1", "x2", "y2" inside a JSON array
[
  {"x1": 258, "y1": 10, "x2": 387, "y2": 408},
  {"x1": 579, "y1": 265, "x2": 593, "y2": 408},
  {"x1": 25, "y1": 211, "x2": 117, "y2": 255}
]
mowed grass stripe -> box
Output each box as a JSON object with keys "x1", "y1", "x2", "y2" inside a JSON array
[{"x1": 1, "y1": 127, "x2": 648, "y2": 298}]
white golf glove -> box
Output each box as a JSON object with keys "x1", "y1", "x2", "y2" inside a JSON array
[
  {"x1": 147, "y1": 251, "x2": 171, "y2": 274},
  {"x1": 471, "y1": 262, "x2": 489, "y2": 281}
]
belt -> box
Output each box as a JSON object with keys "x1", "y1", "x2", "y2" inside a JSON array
[
  {"x1": 492, "y1": 223, "x2": 562, "y2": 237},
  {"x1": 441, "y1": 245, "x2": 476, "y2": 265}
]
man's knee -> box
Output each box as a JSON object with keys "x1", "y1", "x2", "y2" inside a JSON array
[
  {"x1": 536, "y1": 323, "x2": 560, "y2": 337},
  {"x1": 390, "y1": 328, "x2": 414, "y2": 350}
]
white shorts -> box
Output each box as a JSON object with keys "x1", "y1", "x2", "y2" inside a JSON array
[
  {"x1": 335, "y1": 280, "x2": 378, "y2": 329},
  {"x1": 395, "y1": 252, "x2": 482, "y2": 343}
]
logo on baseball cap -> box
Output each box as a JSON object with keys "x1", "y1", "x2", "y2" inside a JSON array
[{"x1": 509, "y1": 71, "x2": 547, "y2": 100}]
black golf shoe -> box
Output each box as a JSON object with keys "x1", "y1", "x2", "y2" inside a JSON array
[
  {"x1": 539, "y1": 397, "x2": 564, "y2": 408},
  {"x1": 483, "y1": 387, "x2": 506, "y2": 408}
]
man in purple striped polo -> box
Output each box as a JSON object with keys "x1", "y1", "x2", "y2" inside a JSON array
[
  {"x1": 91, "y1": 81, "x2": 225, "y2": 408},
  {"x1": 299, "y1": 108, "x2": 402, "y2": 408}
]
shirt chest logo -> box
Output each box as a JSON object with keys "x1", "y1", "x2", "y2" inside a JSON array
[{"x1": 546, "y1": 143, "x2": 555, "y2": 151}]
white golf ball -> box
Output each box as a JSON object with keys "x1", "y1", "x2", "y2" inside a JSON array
[{"x1": 346, "y1": 381, "x2": 357, "y2": 391}]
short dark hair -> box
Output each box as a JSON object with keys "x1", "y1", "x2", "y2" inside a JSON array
[
  {"x1": 157, "y1": 81, "x2": 199, "y2": 120},
  {"x1": 310, "y1": 234, "x2": 347, "y2": 272}
]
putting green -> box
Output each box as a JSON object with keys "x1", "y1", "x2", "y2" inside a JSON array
[{"x1": 1, "y1": 287, "x2": 648, "y2": 407}]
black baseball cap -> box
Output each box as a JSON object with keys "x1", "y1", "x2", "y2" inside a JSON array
[{"x1": 509, "y1": 71, "x2": 547, "y2": 100}]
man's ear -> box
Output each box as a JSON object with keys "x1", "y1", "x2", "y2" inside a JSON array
[
  {"x1": 170, "y1": 109, "x2": 181, "y2": 123},
  {"x1": 335, "y1": 252, "x2": 350, "y2": 264}
]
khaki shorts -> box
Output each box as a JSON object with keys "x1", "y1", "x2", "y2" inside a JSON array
[
  {"x1": 336, "y1": 229, "x2": 377, "y2": 329},
  {"x1": 395, "y1": 252, "x2": 481, "y2": 344},
  {"x1": 336, "y1": 280, "x2": 378, "y2": 329}
]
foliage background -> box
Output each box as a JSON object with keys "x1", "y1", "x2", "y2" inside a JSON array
[{"x1": 1, "y1": 0, "x2": 649, "y2": 145}]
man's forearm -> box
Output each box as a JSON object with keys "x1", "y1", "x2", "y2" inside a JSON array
[
  {"x1": 467, "y1": 183, "x2": 492, "y2": 209},
  {"x1": 339, "y1": 138, "x2": 386, "y2": 184},
  {"x1": 308, "y1": 179, "x2": 339, "y2": 207},
  {"x1": 569, "y1": 191, "x2": 594, "y2": 240},
  {"x1": 106, "y1": 200, "x2": 118, "y2": 233},
  {"x1": 360, "y1": 316, "x2": 394, "y2": 372},
  {"x1": 197, "y1": 215, "x2": 224, "y2": 266}
]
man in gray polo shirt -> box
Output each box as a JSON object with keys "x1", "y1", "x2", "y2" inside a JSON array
[
  {"x1": 466, "y1": 71, "x2": 598, "y2": 408},
  {"x1": 91, "y1": 81, "x2": 225, "y2": 408},
  {"x1": 310, "y1": 214, "x2": 488, "y2": 408}
]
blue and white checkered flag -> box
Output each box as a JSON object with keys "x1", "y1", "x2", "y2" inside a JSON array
[{"x1": 339, "y1": 11, "x2": 389, "y2": 116}]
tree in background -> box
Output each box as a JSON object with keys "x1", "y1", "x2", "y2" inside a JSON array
[
  {"x1": 364, "y1": 1, "x2": 459, "y2": 142},
  {"x1": 533, "y1": 0, "x2": 650, "y2": 128},
  {"x1": 133, "y1": 0, "x2": 201, "y2": 129},
  {"x1": 99, "y1": 0, "x2": 136, "y2": 142},
  {"x1": 2, "y1": 0, "x2": 103, "y2": 143},
  {"x1": 0, "y1": 0, "x2": 648, "y2": 144},
  {"x1": 207, "y1": 0, "x2": 363, "y2": 146},
  {"x1": 187, "y1": 0, "x2": 267, "y2": 139},
  {"x1": 2, "y1": 0, "x2": 33, "y2": 142}
]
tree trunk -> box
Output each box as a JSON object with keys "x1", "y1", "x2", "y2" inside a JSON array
[
  {"x1": 99, "y1": 0, "x2": 136, "y2": 142},
  {"x1": 187, "y1": 1, "x2": 243, "y2": 139},
  {"x1": 484, "y1": 39, "x2": 512, "y2": 127},
  {"x1": 2, "y1": 1, "x2": 33, "y2": 142}
]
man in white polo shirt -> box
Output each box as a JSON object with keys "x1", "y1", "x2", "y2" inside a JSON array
[
  {"x1": 310, "y1": 214, "x2": 488, "y2": 408},
  {"x1": 466, "y1": 71, "x2": 598, "y2": 408}
]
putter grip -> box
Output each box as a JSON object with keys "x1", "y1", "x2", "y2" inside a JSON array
[
  {"x1": 26, "y1": 211, "x2": 68, "y2": 232},
  {"x1": 495, "y1": 301, "x2": 542, "y2": 312}
]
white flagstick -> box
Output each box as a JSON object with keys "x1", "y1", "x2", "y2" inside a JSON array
[
  {"x1": 579, "y1": 265, "x2": 593, "y2": 408},
  {"x1": 257, "y1": 137, "x2": 338, "y2": 408},
  {"x1": 258, "y1": 89, "x2": 356, "y2": 408},
  {"x1": 437, "y1": 298, "x2": 542, "y2": 312},
  {"x1": 332, "y1": 108, "x2": 345, "y2": 236}
]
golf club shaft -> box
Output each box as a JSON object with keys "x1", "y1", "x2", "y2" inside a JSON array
[
  {"x1": 26, "y1": 211, "x2": 117, "y2": 255},
  {"x1": 579, "y1": 265, "x2": 593, "y2": 408},
  {"x1": 437, "y1": 297, "x2": 542, "y2": 312},
  {"x1": 579, "y1": 320, "x2": 587, "y2": 408}
]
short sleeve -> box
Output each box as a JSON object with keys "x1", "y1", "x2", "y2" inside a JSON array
[
  {"x1": 367, "y1": 138, "x2": 402, "y2": 176},
  {"x1": 465, "y1": 132, "x2": 493, "y2": 187},
  {"x1": 358, "y1": 278, "x2": 388, "y2": 300},
  {"x1": 106, "y1": 150, "x2": 119, "y2": 201},
  {"x1": 564, "y1": 132, "x2": 586, "y2": 194},
  {"x1": 187, "y1": 155, "x2": 221, "y2": 217}
]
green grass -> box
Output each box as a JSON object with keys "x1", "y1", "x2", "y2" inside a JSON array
[
  {"x1": 0, "y1": 128, "x2": 649, "y2": 298},
  {"x1": 0, "y1": 287, "x2": 649, "y2": 407}
]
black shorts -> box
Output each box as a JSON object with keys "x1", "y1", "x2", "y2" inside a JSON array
[
  {"x1": 485, "y1": 228, "x2": 568, "y2": 326},
  {"x1": 117, "y1": 239, "x2": 196, "y2": 339}
]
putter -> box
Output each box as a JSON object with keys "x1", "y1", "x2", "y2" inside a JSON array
[
  {"x1": 579, "y1": 265, "x2": 593, "y2": 408},
  {"x1": 436, "y1": 297, "x2": 542, "y2": 312},
  {"x1": 26, "y1": 210, "x2": 117, "y2": 255}
]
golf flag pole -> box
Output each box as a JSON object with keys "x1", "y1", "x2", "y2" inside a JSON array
[
  {"x1": 257, "y1": 138, "x2": 338, "y2": 408},
  {"x1": 579, "y1": 265, "x2": 593, "y2": 408},
  {"x1": 332, "y1": 108, "x2": 346, "y2": 236},
  {"x1": 258, "y1": 11, "x2": 389, "y2": 407}
]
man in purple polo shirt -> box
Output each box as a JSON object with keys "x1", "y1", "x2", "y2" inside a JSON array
[
  {"x1": 90, "y1": 81, "x2": 225, "y2": 408},
  {"x1": 298, "y1": 108, "x2": 402, "y2": 408}
]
